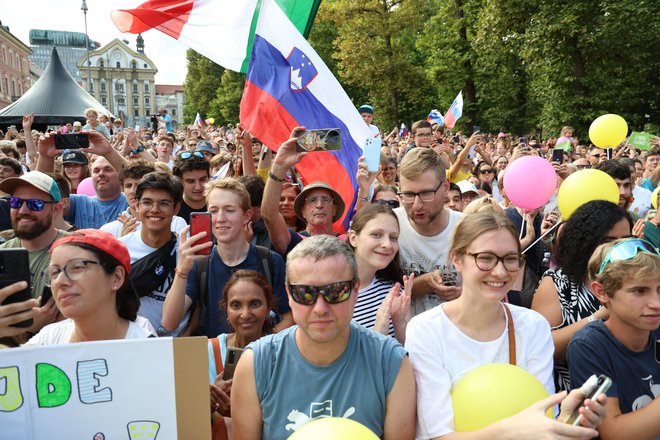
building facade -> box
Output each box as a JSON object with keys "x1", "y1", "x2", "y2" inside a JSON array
[
  {"x1": 29, "y1": 29, "x2": 100, "y2": 84},
  {"x1": 155, "y1": 85, "x2": 185, "y2": 128},
  {"x1": 78, "y1": 37, "x2": 158, "y2": 128},
  {"x1": 0, "y1": 22, "x2": 31, "y2": 110}
]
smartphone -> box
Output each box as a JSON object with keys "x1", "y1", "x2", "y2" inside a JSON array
[
  {"x1": 39, "y1": 286, "x2": 52, "y2": 308},
  {"x1": 363, "y1": 137, "x2": 382, "y2": 172},
  {"x1": 295, "y1": 128, "x2": 342, "y2": 152},
  {"x1": 552, "y1": 148, "x2": 564, "y2": 164},
  {"x1": 567, "y1": 374, "x2": 612, "y2": 426},
  {"x1": 0, "y1": 249, "x2": 33, "y2": 328},
  {"x1": 472, "y1": 126, "x2": 480, "y2": 134},
  {"x1": 223, "y1": 347, "x2": 244, "y2": 380},
  {"x1": 54, "y1": 133, "x2": 90, "y2": 150},
  {"x1": 189, "y1": 212, "x2": 212, "y2": 256}
]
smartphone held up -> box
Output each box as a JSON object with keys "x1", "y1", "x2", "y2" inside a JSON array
[{"x1": 295, "y1": 128, "x2": 342, "y2": 152}]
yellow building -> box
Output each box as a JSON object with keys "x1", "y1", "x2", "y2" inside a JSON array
[{"x1": 78, "y1": 36, "x2": 157, "y2": 127}]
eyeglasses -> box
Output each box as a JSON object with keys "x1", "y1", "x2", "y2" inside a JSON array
[
  {"x1": 398, "y1": 183, "x2": 443, "y2": 204},
  {"x1": 138, "y1": 199, "x2": 175, "y2": 211},
  {"x1": 130, "y1": 145, "x2": 145, "y2": 155},
  {"x1": 9, "y1": 196, "x2": 57, "y2": 212},
  {"x1": 466, "y1": 252, "x2": 525, "y2": 272},
  {"x1": 374, "y1": 199, "x2": 400, "y2": 208},
  {"x1": 479, "y1": 169, "x2": 494, "y2": 174},
  {"x1": 305, "y1": 196, "x2": 333, "y2": 206},
  {"x1": 287, "y1": 280, "x2": 355, "y2": 305},
  {"x1": 44, "y1": 259, "x2": 103, "y2": 286},
  {"x1": 180, "y1": 151, "x2": 204, "y2": 160},
  {"x1": 597, "y1": 239, "x2": 658, "y2": 274}
]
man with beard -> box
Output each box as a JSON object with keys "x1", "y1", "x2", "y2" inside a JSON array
[
  {"x1": 394, "y1": 148, "x2": 463, "y2": 315},
  {"x1": 0, "y1": 171, "x2": 69, "y2": 332},
  {"x1": 595, "y1": 160, "x2": 640, "y2": 222},
  {"x1": 36, "y1": 131, "x2": 128, "y2": 229}
]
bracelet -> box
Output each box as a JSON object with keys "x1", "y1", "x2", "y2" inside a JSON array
[
  {"x1": 358, "y1": 193, "x2": 371, "y2": 202},
  {"x1": 268, "y1": 170, "x2": 286, "y2": 182},
  {"x1": 587, "y1": 314, "x2": 598, "y2": 323},
  {"x1": 175, "y1": 268, "x2": 189, "y2": 279}
]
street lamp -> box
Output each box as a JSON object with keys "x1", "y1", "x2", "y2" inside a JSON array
[{"x1": 81, "y1": 0, "x2": 92, "y2": 92}]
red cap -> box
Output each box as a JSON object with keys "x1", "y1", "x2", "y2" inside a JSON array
[{"x1": 50, "y1": 229, "x2": 131, "y2": 274}]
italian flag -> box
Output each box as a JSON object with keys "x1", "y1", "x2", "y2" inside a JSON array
[{"x1": 111, "y1": 0, "x2": 321, "y2": 73}]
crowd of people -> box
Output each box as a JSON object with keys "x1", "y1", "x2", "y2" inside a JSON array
[{"x1": 0, "y1": 105, "x2": 658, "y2": 440}]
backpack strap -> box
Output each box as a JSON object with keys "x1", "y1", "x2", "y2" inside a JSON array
[{"x1": 255, "y1": 245, "x2": 274, "y2": 286}]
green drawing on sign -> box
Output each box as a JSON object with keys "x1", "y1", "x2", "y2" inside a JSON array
[{"x1": 36, "y1": 363, "x2": 72, "y2": 408}]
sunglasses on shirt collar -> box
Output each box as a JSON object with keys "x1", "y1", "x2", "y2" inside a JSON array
[{"x1": 287, "y1": 280, "x2": 355, "y2": 305}]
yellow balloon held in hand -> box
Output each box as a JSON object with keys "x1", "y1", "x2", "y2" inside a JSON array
[
  {"x1": 557, "y1": 169, "x2": 620, "y2": 219},
  {"x1": 451, "y1": 364, "x2": 551, "y2": 432},
  {"x1": 651, "y1": 186, "x2": 659, "y2": 210},
  {"x1": 287, "y1": 417, "x2": 378, "y2": 440},
  {"x1": 589, "y1": 114, "x2": 628, "y2": 149}
]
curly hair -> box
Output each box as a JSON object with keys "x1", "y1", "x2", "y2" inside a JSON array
[{"x1": 553, "y1": 201, "x2": 632, "y2": 282}]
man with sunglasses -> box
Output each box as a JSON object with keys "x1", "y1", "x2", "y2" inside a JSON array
[
  {"x1": 0, "y1": 171, "x2": 70, "y2": 332},
  {"x1": 173, "y1": 153, "x2": 210, "y2": 224},
  {"x1": 568, "y1": 238, "x2": 660, "y2": 440},
  {"x1": 232, "y1": 235, "x2": 416, "y2": 439},
  {"x1": 395, "y1": 148, "x2": 464, "y2": 314}
]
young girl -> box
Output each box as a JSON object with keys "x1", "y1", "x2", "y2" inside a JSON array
[
  {"x1": 207, "y1": 270, "x2": 275, "y2": 439},
  {"x1": 347, "y1": 203, "x2": 412, "y2": 344},
  {"x1": 406, "y1": 212, "x2": 606, "y2": 439}
]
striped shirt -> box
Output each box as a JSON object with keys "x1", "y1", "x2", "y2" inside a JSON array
[{"x1": 353, "y1": 276, "x2": 396, "y2": 336}]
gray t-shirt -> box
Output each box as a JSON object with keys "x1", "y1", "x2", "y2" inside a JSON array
[{"x1": 250, "y1": 321, "x2": 406, "y2": 439}]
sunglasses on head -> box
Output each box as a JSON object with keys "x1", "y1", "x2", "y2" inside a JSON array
[
  {"x1": 130, "y1": 145, "x2": 145, "y2": 155},
  {"x1": 287, "y1": 280, "x2": 355, "y2": 305},
  {"x1": 598, "y1": 239, "x2": 658, "y2": 275},
  {"x1": 180, "y1": 151, "x2": 205, "y2": 160},
  {"x1": 9, "y1": 196, "x2": 57, "y2": 211},
  {"x1": 374, "y1": 199, "x2": 400, "y2": 208}
]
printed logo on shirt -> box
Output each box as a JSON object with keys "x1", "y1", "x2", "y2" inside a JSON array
[{"x1": 284, "y1": 400, "x2": 356, "y2": 433}]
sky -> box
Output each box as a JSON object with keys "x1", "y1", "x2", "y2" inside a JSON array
[{"x1": 0, "y1": 0, "x2": 188, "y2": 84}]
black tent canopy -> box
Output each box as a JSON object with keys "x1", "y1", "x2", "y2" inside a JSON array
[{"x1": 0, "y1": 48, "x2": 110, "y2": 129}]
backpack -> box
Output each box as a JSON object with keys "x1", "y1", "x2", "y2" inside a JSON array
[{"x1": 186, "y1": 245, "x2": 274, "y2": 337}]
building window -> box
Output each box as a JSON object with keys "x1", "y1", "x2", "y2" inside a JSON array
[
  {"x1": 115, "y1": 61, "x2": 120, "y2": 68},
  {"x1": 99, "y1": 59, "x2": 104, "y2": 68},
  {"x1": 171, "y1": 108, "x2": 176, "y2": 117},
  {"x1": 134, "y1": 108, "x2": 140, "y2": 117},
  {"x1": 118, "y1": 97, "x2": 125, "y2": 106},
  {"x1": 143, "y1": 63, "x2": 147, "y2": 68},
  {"x1": 4, "y1": 77, "x2": 7, "y2": 95},
  {"x1": 16, "y1": 56, "x2": 20, "y2": 73},
  {"x1": 2, "y1": 47, "x2": 6, "y2": 64},
  {"x1": 12, "y1": 80, "x2": 15, "y2": 96},
  {"x1": 133, "y1": 97, "x2": 138, "y2": 106},
  {"x1": 101, "y1": 96, "x2": 107, "y2": 105},
  {"x1": 131, "y1": 61, "x2": 137, "y2": 69},
  {"x1": 9, "y1": 51, "x2": 13, "y2": 68},
  {"x1": 144, "y1": 83, "x2": 149, "y2": 94},
  {"x1": 18, "y1": 83, "x2": 22, "y2": 96},
  {"x1": 116, "y1": 83, "x2": 124, "y2": 93},
  {"x1": 132, "y1": 82, "x2": 138, "y2": 94},
  {"x1": 100, "y1": 81, "x2": 106, "y2": 92},
  {"x1": 145, "y1": 97, "x2": 150, "y2": 105}
]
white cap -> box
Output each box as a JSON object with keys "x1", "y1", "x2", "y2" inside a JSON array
[{"x1": 457, "y1": 180, "x2": 479, "y2": 196}]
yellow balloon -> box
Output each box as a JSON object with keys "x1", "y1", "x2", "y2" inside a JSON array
[
  {"x1": 208, "y1": 118, "x2": 215, "y2": 124},
  {"x1": 287, "y1": 417, "x2": 378, "y2": 440},
  {"x1": 589, "y1": 114, "x2": 628, "y2": 149},
  {"x1": 557, "y1": 169, "x2": 619, "y2": 219},
  {"x1": 452, "y1": 364, "x2": 550, "y2": 432},
  {"x1": 652, "y1": 186, "x2": 659, "y2": 209}
]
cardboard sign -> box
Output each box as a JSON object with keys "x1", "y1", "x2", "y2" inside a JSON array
[
  {"x1": 628, "y1": 131, "x2": 654, "y2": 150},
  {"x1": 0, "y1": 337, "x2": 210, "y2": 440}
]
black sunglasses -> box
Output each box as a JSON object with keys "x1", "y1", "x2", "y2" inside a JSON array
[
  {"x1": 9, "y1": 196, "x2": 57, "y2": 212},
  {"x1": 287, "y1": 280, "x2": 355, "y2": 305},
  {"x1": 374, "y1": 199, "x2": 400, "y2": 208}
]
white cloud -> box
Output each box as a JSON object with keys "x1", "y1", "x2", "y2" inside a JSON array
[{"x1": 0, "y1": 0, "x2": 187, "y2": 84}]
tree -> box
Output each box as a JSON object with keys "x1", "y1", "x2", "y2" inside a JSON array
[
  {"x1": 210, "y1": 70, "x2": 246, "y2": 125},
  {"x1": 183, "y1": 49, "x2": 224, "y2": 123}
]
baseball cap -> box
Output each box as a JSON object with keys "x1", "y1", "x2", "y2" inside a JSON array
[
  {"x1": 456, "y1": 180, "x2": 479, "y2": 197},
  {"x1": 195, "y1": 140, "x2": 216, "y2": 155},
  {"x1": 73, "y1": 121, "x2": 82, "y2": 127},
  {"x1": 0, "y1": 170, "x2": 61, "y2": 201},
  {"x1": 51, "y1": 229, "x2": 131, "y2": 274},
  {"x1": 61, "y1": 149, "x2": 88, "y2": 165},
  {"x1": 497, "y1": 132, "x2": 507, "y2": 139},
  {"x1": 357, "y1": 105, "x2": 374, "y2": 114},
  {"x1": 293, "y1": 181, "x2": 345, "y2": 222}
]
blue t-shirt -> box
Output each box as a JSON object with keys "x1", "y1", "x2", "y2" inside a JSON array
[
  {"x1": 250, "y1": 321, "x2": 406, "y2": 439},
  {"x1": 185, "y1": 244, "x2": 288, "y2": 338},
  {"x1": 67, "y1": 193, "x2": 128, "y2": 229},
  {"x1": 568, "y1": 321, "x2": 660, "y2": 416},
  {"x1": 162, "y1": 114, "x2": 173, "y2": 132}
]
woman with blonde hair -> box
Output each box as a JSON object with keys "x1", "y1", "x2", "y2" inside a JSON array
[{"x1": 82, "y1": 108, "x2": 111, "y2": 139}]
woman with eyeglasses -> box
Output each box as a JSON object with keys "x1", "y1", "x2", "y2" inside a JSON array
[
  {"x1": 25, "y1": 229, "x2": 156, "y2": 345},
  {"x1": 346, "y1": 204, "x2": 412, "y2": 344},
  {"x1": 532, "y1": 200, "x2": 632, "y2": 392},
  {"x1": 406, "y1": 212, "x2": 606, "y2": 439}
]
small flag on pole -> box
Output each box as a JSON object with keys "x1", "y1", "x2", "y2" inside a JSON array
[
  {"x1": 443, "y1": 92, "x2": 463, "y2": 129},
  {"x1": 399, "y1": 123, "x2": 409, "y2": 138},
  {"x1": 427, "y1": 109, "x2": 444, "y2": 126},
  {"x1": 194, "y1": 112, "x2": 204, "y2": 127}
]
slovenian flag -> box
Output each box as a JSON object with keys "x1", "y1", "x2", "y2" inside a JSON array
[
  {"x1": 399, "y1": 123, "x2": 409, "y2": 138},
  {"x1": 427, "y1": 109, "x2": 444, "y2": 126},
  {"x1": 240, "y1": 0, "x2": 372, "y2": 231},
  {"x1": 111, "y1": 0, "x2": 321, "y2": 73},
  {"x1": 443, "y1": 91, "x2": 463, "y2": 129},
  {"x1": 194, "y1": 112, "x2": 204, "y2": 127}
]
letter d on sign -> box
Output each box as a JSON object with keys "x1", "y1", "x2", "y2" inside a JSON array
[
  {"x1": 36, "y1": 363, "x2": 71, "y2": 408},
  {"x1": 0, "y1": 366, "x2": 23, "y2": 412}
]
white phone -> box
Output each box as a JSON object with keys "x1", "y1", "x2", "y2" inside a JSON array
[
  {"x1": 567, "y1": 374, "x2": 612, "y2": 426},
  {"x1": 363, "y1": 137, "x2": 382, "y2": 172}
]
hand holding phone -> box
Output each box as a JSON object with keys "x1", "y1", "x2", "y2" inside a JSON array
[
  {"x1": 295, "y1": 128, "x2": 342, "y2": 152},
  {"x1": 363, "y1": 138, "x2": 382, "y2": 172},
  {"x1": 0, "y1": 249, "x2": 34, "y2": 328},
  {"x1": 54, "y1": 133, "x2": 90, "y2": 150},
  {"x1": 565, "y1": 374, "x2": 612, "y2": 426},
  {"x1": 190, "y1": 213, "x2": 212, "y2": 256},
  {"x1": 552, "y1": 148, "x2": 565, "y2": 164},
  {"x1": 223, "y1": 347, "x2": 244, "y2": 380}
]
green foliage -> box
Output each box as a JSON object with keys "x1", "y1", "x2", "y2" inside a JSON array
[
  {"x1": 211, "y1": 70, "x2": 246, "y2": 125},
  {"x1": 183, "y1": 49, "x2": 225, "y2": 124}
]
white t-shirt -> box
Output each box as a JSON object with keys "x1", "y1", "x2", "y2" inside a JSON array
[
  {"x1": 119, "y1": 232, "x2": 189, "y2": 335},
  {"x1": 405, "y1": 303, "x2": 555, "y2": 439},
  {"x1": 631, "y1": 185, "x2": 653, "y2": 218},
  {"x1": 394, "y1": 207, "x2": 463, "y2": 314},
  {"x1": 25, "y1": 316, "x2": 156, "y2": 345},
  {"x1": 100, "y1": 209, "x2": 187, "y2": 237}
]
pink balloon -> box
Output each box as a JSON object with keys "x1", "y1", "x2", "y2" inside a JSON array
[
  {"x1": 556, "y1": 136, "x2": 570, "y2": 145},
  {"x1": 503, "y1": 156, "x2": 557, "y2": 210},
  {"x1": 76, "y1": 177, "x2": 96, "y2": 196}
]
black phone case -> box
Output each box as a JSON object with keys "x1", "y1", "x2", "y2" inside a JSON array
[{"x1": 0, "y1": 248, "x2": 33, "y2": 327}]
